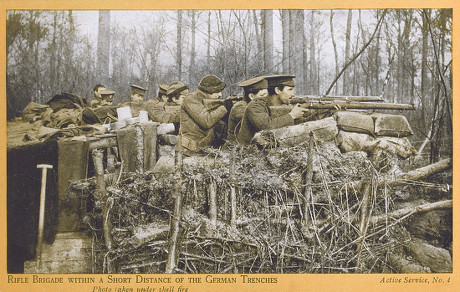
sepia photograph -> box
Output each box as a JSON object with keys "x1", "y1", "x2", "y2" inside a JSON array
[{"x1": 1, "y1": 1, "x2": 456, "y2": 291}]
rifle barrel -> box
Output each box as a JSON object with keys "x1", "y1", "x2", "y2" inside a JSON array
[
  {"x1": 298, "y1": 101, "x2": 415, "y2": 110},
  {"x1": 291, "y1": 95, "x2": 384, "y2": 103}
]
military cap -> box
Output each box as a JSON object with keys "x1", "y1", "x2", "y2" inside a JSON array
[
  {"x1": 238, "y1": 76, "x2": 268, "y2": 91},
  {"x1": 166, "y1": 81, "x2": 189, "y2": 97},
  {"x1": 100, "y1": 90, "x2": 115, "y2": 95},
  {"x1": 265, "y1": 74, "x2": 296, "y2": 88},
  {"x1": 158, "y1": 84, "x2": 169, "y2": 96},
  {"x1": 130, "y1": 84, "x2": 147, "y2": 92},
  {"x1": 198, "y1": 75, "x2": 226, "y2": 94},
  {"x1": 100, "y1": 90, "x2": 115, "y2": 101}
]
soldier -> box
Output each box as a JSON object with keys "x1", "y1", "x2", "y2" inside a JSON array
[
  {"x1": 117, "y1": 84, "x2": 149, "y2": 118},
  {"x1": 227, "y1": 76, "x2": 268, "y2": 145},
  {"x1": 148, "y1": 81, "x2": 189, "y2": 124},
  {"x1": 267, "y1": 74, "x2": 339, "y2": 121},
  {"x1": 99, "y1": 90, "x2": 116, "y2": 106},
  {"x1": 157, "y1": 83, "x2": 170, "y2": 103},
  {"x1": 83, "y1": 89, "x2": 117, "y2": 124},
  {"x1": 178, "y1": 74, "x2": 231, "y2": 153},
  {"x1": 166, "y1": 81, "x2": 190, "y2": 106},
  {"x1": 236, "y1": 75, "x2": 306, "y2": 146},
  {"x1": 266, "y1": 74, "x2": 296, "y2": 106},
  {"x1": 89, "y1": 84, "x2": 107, "y2": 108},
  {"x1": 130, "y1": 84, "x2": 147, "y2": 102}
]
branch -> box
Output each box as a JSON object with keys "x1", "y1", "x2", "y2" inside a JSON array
[{"x1": 325, "y1": 10, "x2": 387, "y2": 95}]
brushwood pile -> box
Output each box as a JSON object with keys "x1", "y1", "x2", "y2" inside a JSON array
[{"x1": 71, "y1": 137, "x2": 452, "y2": 274}]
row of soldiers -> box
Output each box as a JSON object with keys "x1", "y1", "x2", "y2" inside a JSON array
[{"x1": 88, "y1": 74, "x2": 330, "y2": 154}]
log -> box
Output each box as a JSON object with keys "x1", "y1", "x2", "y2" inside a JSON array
[
  {"x1": 406, "y1": 238, "x2": 452, "y2": 272},
  {"x1": 209, "y1": 180, "x2": 218, "y2": 228},
  {"x1": 165, "y1": 150, "x2": 183, "y2": 273},
  {"x1": 357, "y1": 182, "x2": 372, "y2": 268},
  {"x1": 350, "y1": 158, "x2": 452, "y2": 191},
  {"x1": 303, "y1": 133, "x2": 314, "y2": 225},
  {"x1": 398, "y1": 158, "x2": 451, "y2": 181},
  {"x1": 88, "y1": 135, "x2": 117, "y2": 150},
  {"x1": 314, "y1": 199, "x2": 452, "y2": 230},
  {"x1": 129, "y1": 223, "x2": 170, "y2": 248},
  {"x1": 388, "y1": 253, "x2": 428, "y2": 273},
  {"x1": 369, "y1": 200, "x2": 452, "y2": 225},
  {"x1": 230, "y1": 147, "x2": 237, "y2": 228}
]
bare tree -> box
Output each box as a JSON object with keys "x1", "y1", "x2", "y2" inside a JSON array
[
  {"x1": 176, "y1": 11, "x2": 182, "y2": 80},
  {"x1": 262, "y1": 10, "x2": 274, "y2": 72},
  {"x1": 343, "y1": 10, "x2": 353, "y2": 95},
  {"x1": 330, "y1": 10, "x2": 339, "y2": 95},
  {"x1": 325, "y1": 10, "x2": 387, "y2": 95},
  {"x1": 96, "y1": 11, "x2": 110, "y2": 85},
  {"x1": 281, "y1": 10, "x2": 290, "y2": 72},
  {"x1": 189, "y1": 10, "x2": 196, "y2": 86},
  {"x1": 309, "y1": 10, "x2": 317, "y2": 94}
]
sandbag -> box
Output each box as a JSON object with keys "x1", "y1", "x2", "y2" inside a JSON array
[
  {"x1": 335, "y1": 130, "x2": 375, "y2": 153},
  {"x1": 253, "y1": 117, "x2": 338, "y2": 148},
  {"x1": 334, "y1": 111, "x2": 374, "y2": 135},
  {"x1": 371, "y1": 113, "x2": 413, "y2": 137},
  {"x1": 373, "y1": 136, "x2": 417, "y2": 159}
]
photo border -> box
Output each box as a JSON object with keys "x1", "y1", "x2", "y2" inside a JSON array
[{"x1": 0, "y1": 1, "x2": 458, "y2": 291}]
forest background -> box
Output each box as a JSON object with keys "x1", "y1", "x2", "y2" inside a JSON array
[{"x1": 6, "y1": 9, "x2": 452, "y2": 161}]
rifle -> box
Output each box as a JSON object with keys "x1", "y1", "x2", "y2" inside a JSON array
[
  {"x1": 281, "y1": 101, "x2": 415, "y2": 111},
  {"x1": 203, "y1": 96, "x2": 243, "y2": 109},
  {"x1": 290, "y1": 95, "x2": 384, "y2": 103}
]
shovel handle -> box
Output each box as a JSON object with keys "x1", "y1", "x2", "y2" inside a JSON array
[{"x1": 36, "y1": 164, "x2": 53, "y2": 267}]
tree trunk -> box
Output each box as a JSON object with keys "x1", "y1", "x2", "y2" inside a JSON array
[
  {"x1": 309, "y1": 11, "x2": 317, "y2": 94},
  {"x1": 330, "y1": 11, "x2": 339, "y2": 95},
  {"x1": 96, "y1": 11, "x2": 111, "y2": 85},
  {"x1": 207, "y1": 11, "x2": 211, "y2": 67},
  {"x1": 373, "y1": 11, "x2": 381, "y2": 95},
  {"x1": 189, "y1": 10, "x2": 196, "y2": 86},
  {"x1": 252, "y1": 10, "x2": 262, "y2": 70},
  {"x1": 262, "y1": 10, "x2": 274, "y2": 72},
  {"x1": 289, "y1": 11, "x2": 295, "y2": 74},
  {"x1": 281, "y1": 10, "x2": 290, "y2": 72},
  {"x1": 176, "y1": 11, "x2": 182, "y2": 80},
  {"x1": 50, "y1": 11, "x2": 57, "y2": 97},
  {"x1": 294, "y1": 10, "x2": 305, "y2": 93},
  {"x1": 343, "y1": 10, "x2": 352, "y2": 95}
]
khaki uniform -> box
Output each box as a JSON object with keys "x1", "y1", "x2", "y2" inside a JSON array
[
  {"x1": 237, "y1": 97, "x2": 294, "y2": 146},
  {"x1": 146, "y1": 101, "x2": 179, "y2": 123},
  {"x1": 179, "y1": 89, "x2": 227, "y2": 152},
  {"x1": 89, "y1": 99, "x2": 103, "y2": 108},
  {"x1": 226, "y1": 101, "x2": 247, "y2": 144}
]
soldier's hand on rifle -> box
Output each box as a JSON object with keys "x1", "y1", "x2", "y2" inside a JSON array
[
  {"x1": 334, "y1": 104, "x2": 342, "y2": 111},
  {"x1": 224, "y1": 98, "x2": 234, "y2": 112},
  {"x1": 289, "y1": 104, "x2": 307, "y2": 119}
]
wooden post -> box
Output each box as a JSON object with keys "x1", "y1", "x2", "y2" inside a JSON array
[
  {"x1": 356, "y1": 180, "x2": 372, "y2": 269},
  {"x1": 209, "y1": 179, "x2": 217, "y2": 228},
  {"x1": 230, "y1": 147, "x2": 237, "y2": 228},
  {"x1": 92, "y1": 149, "x2": 114, "y2": 251},
  {"x1": 106, "y1": 149, "x2": 116, "y2": 173},
  {"x1": 135, "y1": 125, "x2": 144, "y2": 174},
  {"x1": 303, "y1": 132, "x2": 314, "y2": 225},
  {"x1": 165, "y1": 150, "x2": 183, "y2": 273}
]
